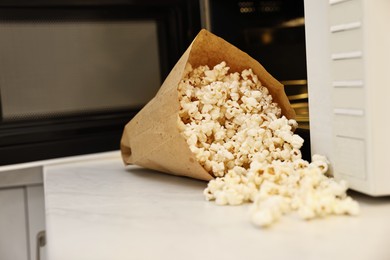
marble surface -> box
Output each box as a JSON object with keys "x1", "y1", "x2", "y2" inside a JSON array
[{"x1": 44, "y1": 153, "x2": 390, "y2": 260}]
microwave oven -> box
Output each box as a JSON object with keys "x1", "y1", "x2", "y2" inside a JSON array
[
  {"x1": 304, "y1": 0, "x2": 390, "y2": 196},
  {"x1": 0, "y1": 0, "x2": 201, "y2": 165},
  {"x1": 202, "y1": 0, "x2": 390, "y2": 196}
]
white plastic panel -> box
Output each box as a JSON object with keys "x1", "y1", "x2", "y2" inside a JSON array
[
  {"x1": 334, "y1": 136, "x2": 366, "y2": 179},
  {"x1": 333, "y1": 88, "x2": 365, "y2": 108},
  {"x1": 304, "y1": 0, "x2": 334, "y2": 162},
  {"x1": 329, "y1": 0, "x2": 362, "y2": 25},
  {"x1": 330, "y1": 28, "x2": 363, "y2": 54},
  {"x1": 307, "y1": 0, "x2": 390, "y2": 195},
  {"x1": 363, "y1": 0, "x2": 390, "y2": 195},
  {"x1": 331, "y1": 59, "x2": 364, "y2": 81},
  {"x1": 333, "y1": 114, "x2": 366, "y2": 139}
]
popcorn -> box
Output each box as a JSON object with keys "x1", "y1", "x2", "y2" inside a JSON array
[{"x1": 178, "y1": 61, "x2": 359, "y2": 228}]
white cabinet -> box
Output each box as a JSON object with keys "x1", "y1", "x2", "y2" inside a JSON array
[
  {"x1": 0, "y1": 166, "x2": 46, "y2": 260},
  {"x1": 0, "y1": 188, "x2": 29, "y2": 260}
]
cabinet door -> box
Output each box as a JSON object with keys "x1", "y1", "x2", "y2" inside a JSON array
[
  {"x1": 27, "y1": 185, "x2": 46, "y2": 260},
  {"x1": 0, "y1": 188, "x2": 29, "y2": 260}
]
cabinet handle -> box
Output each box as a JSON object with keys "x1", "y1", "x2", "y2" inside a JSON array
[{"x1": 36, "y1": 230, "x2": 46, "y2": 260}]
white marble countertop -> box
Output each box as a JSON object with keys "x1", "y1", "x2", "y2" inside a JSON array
[{"x1": 44, "y1": 152, "x2": 390, "y2": 260}]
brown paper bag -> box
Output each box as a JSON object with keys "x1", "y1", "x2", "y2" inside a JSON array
[{"x1": 120, "y1": 29, "x2": 295, "y2": 181}]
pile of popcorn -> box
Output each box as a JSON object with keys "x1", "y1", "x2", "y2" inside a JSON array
[{"x1": 177, "y1": 61, "x2": 359, "y2": 227}]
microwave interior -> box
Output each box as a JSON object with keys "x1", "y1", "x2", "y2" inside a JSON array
[{"x1": 202, "y1": 0, "x2": 310, "y2": 159}]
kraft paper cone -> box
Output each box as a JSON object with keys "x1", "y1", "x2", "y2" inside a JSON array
[{"x1": 121, "y1": 29, "x2": 295, "y2": 181}]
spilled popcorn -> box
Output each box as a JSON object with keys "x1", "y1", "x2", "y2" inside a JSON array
[{"x1": 177, "y1": 61, "x2": 359, "y2": 227}]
